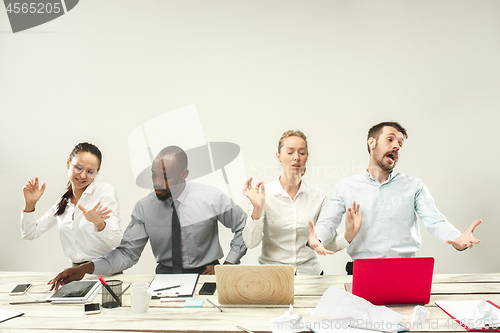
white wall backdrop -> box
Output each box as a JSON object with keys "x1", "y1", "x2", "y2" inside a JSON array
[{"x1": 1, "y1": 0, "x2": 499, "y2": 276}]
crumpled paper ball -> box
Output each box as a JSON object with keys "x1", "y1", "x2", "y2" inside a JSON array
[
  {"x1": 473, "y1": 300, "x2": 499, "y2": 322},
  {"x1": 271, "y1": 304, "x2": 305, "y2": 333},
  {"x1": 412, "y1": 305, "x2": 431, "y2": 324}
]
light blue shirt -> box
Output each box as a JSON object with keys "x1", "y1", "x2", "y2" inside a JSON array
[{"x1": 315, "y1": 171, "x2": 462, "y2": 260}]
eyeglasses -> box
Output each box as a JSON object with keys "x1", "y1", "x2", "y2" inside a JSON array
[{"x1": 70, "y1": 162, "x2": 99, "y2": 178}]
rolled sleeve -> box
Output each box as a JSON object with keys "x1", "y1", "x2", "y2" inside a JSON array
[
  {"x1": 324, "y1": 231, "x2": 350, "y2": 252},
  {"x1": 217, "y1": 197, "x2": 247, "y2": 264},
  {"x1": 92, "y1": 258, "x2": 111, "y2": 275}
]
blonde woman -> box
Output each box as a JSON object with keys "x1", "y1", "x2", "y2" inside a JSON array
[{"x1": 243, "y1": 130, "x2": 362, "y2": 275}]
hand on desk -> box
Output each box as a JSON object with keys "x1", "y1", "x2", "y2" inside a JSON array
[
  {"x1": 446, "y1": 219, "x2": 482, "y2": 251},
  {"x1": 48, "y1": 262, "x2": 95, "y2": 292}
]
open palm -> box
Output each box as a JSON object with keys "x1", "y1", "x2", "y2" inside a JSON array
[{"x1": 23, "y1": 177, "x2": 46, "y2": 204}]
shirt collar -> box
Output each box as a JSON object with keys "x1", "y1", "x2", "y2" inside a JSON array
[
  {"x1": 172, "y1": 182, "x2": 189, "y2": 207},
  {"x1": 364, "y1": 170, "x2": 397, "y2": 184},
  {"x1": 268, "y1": 176, "x2": 307, "y2": 198},
  {"x1": 82, "y1": 181, "x2": 98, "y2": 195}
]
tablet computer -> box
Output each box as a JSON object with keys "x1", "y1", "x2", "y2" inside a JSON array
[{"x1": 46, "y1": 280, "x2": 101, "y2": 303}]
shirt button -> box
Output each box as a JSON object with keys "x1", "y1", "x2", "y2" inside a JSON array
[
  {"x1": 384, "y1": 237, "x2": 387, "y2": 240},
  {"x1": 380, "y1": 203, "x2": 384, "y2": 206},
  {"x1": 382, "y1": 219, "x2": 385, "y2": 222}
]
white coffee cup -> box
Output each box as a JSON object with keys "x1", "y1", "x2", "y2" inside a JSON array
[{"x1": 131, "y1": 282, "x2": 151, "y2": 313}]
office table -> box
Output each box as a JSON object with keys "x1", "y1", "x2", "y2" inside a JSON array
[{"x1": 1, "y1": 271, "x2": 499, "y2": 332}]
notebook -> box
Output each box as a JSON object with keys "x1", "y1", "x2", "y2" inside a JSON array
[
  {"x1": 345, "y1": 257, "x2": 435, "y2": 305},
  {"x1": 215, "y1": 265, "x2": 294, "y2": 305},
  {"x1": 0, "y1": 309, "x2": 24, "y2": 323}
]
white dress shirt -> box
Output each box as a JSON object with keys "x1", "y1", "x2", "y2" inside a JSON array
[
  {"x1": 315, "y1": 171, "x2": 462, "y2": 260},
  {"x1": 21, "y1": 182, "x2": 122, "y2": 264},
  {"x1": 243, "y1": 177, "x2": 349, "y2": 275}
]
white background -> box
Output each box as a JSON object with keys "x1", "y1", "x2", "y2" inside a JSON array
[{"x1": 1, "y1": 0, "x2": 499, "y2": 275}]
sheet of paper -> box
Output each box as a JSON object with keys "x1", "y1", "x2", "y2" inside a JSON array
[
  {"x1": 149, "y1": 273, "x2": 199, "y2": 298},
  {"x1": 0, "y1": 309, "x2": 24, "y2": 323},
  {"x1": 312, "y1": 286, "x2": 402, "y2": 325},
  {"x1": 435, "y1": 300, "x2": 500, "y2": 329}
]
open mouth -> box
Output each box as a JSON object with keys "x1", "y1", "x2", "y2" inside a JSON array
[
  {"x1": 385, "y1": 153, "x2": 396, "y2": 163},
  {"x1": 75, "y1": 178, "x2": 86, "y2": 184}
]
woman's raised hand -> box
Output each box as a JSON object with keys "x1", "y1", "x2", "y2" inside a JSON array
[
  {"x1": 23, "y1": 177, "x2": 46, "y2": 212},
  {"x1": 308, "y1": 220, "x2": 334, "y2": 256},
  {"x1": 78, "y1": 201, "x2": 112, "y2": 232},
  {"x1": 242, "y1": 177, "x2": 266, "y2": 220}
]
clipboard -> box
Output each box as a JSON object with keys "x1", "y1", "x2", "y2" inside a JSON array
[
  {"x1": 149, "y1": 274, "x2": 199, "y2": 299},
  {"x1": 435, "y1": 300, "x2": 500, "y2": 331}
]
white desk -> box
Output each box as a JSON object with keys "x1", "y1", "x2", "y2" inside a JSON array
[{"x1": 1, "y1": 271, "x2": 499, "y2": 332}]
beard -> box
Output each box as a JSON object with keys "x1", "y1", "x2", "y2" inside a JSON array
[
  {"x1": 377, "y1": 159, "x2": 395, "y2": 172},
  {"x1": 155, "y1": 190, "x2": 172, "y2": 201},
  {"x1": 372, "y1": 143, "x2": 398, "y2": 172}
]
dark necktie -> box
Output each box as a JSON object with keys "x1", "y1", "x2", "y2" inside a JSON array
[{"x1": 171, "y1": 202, "x2": 182, "y2": 274}]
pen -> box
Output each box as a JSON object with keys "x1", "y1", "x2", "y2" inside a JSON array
[
  {"x1": 153, "y1": 285, "x2": 181, "y2": 292},
  {"x1": 206, "y1": 298, "x2": 222, "y2": 312},
  {"x1": 10, "y1": 300, "x2": 51, "y2": 305},
  {"x1": 98, "y1": 276, "x2": 121, "y2": 306},
  {"x1": 237, "y1": 325, "x2": 255, "y2": 333},
  {"x1": 118, "y1": 284, "x2": 131, "y2": 297}
]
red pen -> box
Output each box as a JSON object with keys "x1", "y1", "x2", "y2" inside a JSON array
[{"x1": 98, "y1": 276, "x2": 121, "y2": 306}]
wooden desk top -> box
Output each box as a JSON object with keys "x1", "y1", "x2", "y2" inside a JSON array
[{"x1": 1, "y1": 271, "x2": 499, "y2": 333}]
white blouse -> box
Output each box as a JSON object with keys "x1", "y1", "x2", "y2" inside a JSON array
[
  {"x1": 21, "y1": 182, "x2": 122, "y2": 264},
  {"x1": 243, "y1": 177, "x2": 349, "y2": 275}
]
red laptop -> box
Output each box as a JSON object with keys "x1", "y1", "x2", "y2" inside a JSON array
[{"x1": 346, "y1": 257, "x2": 435, "y2": 305}]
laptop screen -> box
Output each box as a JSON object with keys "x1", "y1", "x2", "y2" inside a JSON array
[{"x1": 352, "y1": 257, "x2": 435, "y2": 305}]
